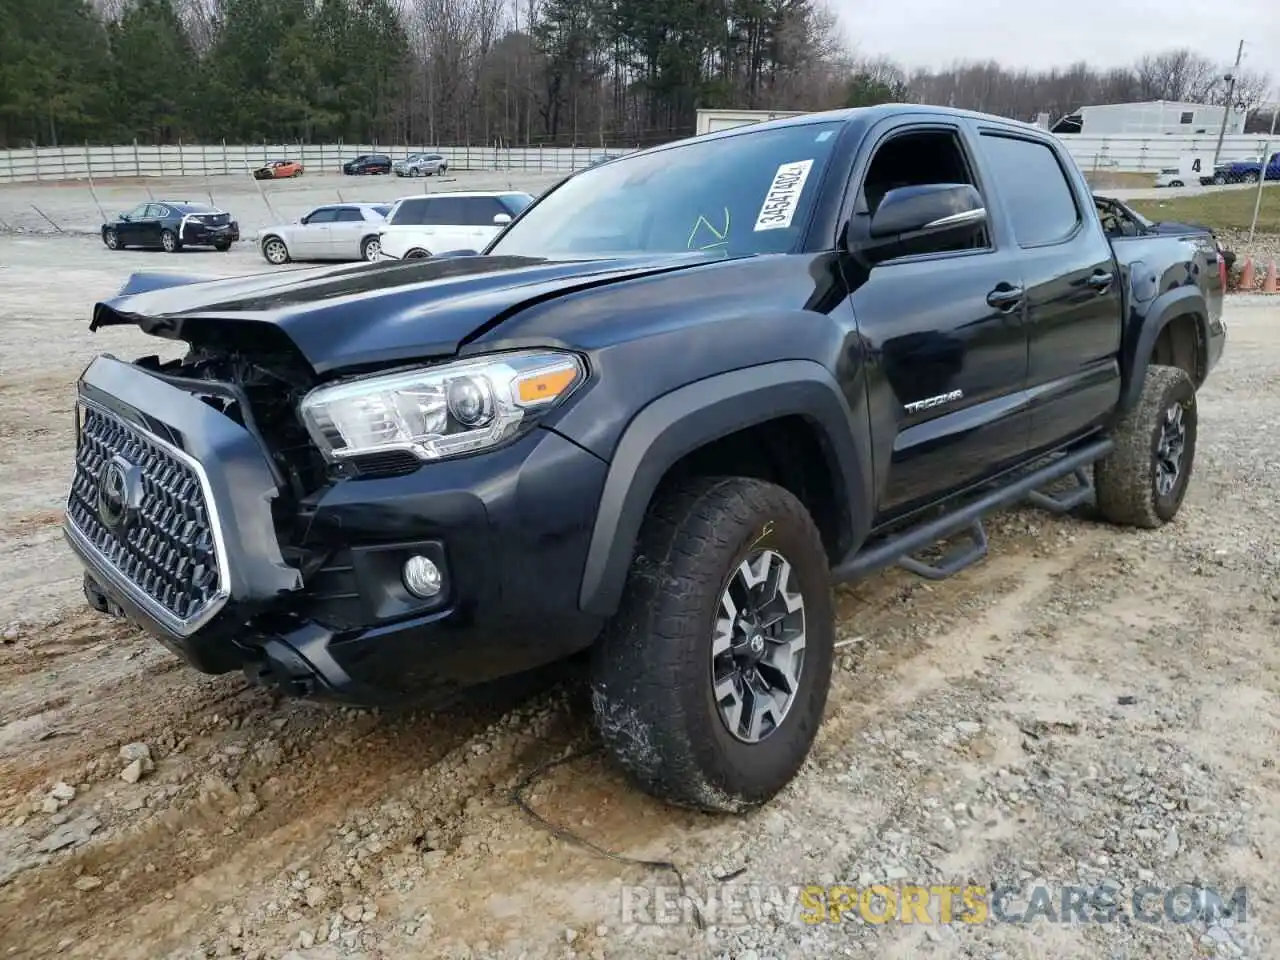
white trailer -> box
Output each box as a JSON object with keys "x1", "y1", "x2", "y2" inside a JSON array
[{"x1": 695, "y1": 109, "x2": 808, "y2": 136}]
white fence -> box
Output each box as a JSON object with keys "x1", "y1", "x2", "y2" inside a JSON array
[
  {"x1": 1062, "y1": 133, "x2": 1274, "y2": 175},
  {"x1": 0, "y1": 142, "x2": 631, "y2": 184},
  {"x1": 0, "y1": 132, "x2": 1274, "y2": 184}
]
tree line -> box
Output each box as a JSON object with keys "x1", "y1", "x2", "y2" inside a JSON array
[{"x1": 0, "y1": 0, "x2": 1274, "y2": 150}]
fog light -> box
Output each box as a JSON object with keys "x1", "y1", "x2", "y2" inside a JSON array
[{"x1": 402, "y1": 555, "x2": 442, "y2": 598}]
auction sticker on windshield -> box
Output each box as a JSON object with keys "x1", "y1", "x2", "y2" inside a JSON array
[{"x1": 754, "y1": 160, "x2": 814, "y2": 232}]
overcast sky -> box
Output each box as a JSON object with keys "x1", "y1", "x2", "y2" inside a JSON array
[{"x1": 841, "y1": 0, "x2": 1280, "y2": 91}]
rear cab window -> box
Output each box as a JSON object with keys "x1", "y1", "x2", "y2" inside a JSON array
[{"x1": 977, "y1": 133, "x2": 1081, "y2": 246}]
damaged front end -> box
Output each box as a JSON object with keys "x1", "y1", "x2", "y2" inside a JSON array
[{"x1": 67, "y1": 268, "x2": 434, "y2": 702}]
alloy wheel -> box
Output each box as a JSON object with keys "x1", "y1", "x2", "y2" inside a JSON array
[
  {"x1": 264, "y1": 239, "x2": 288, "y2": 264},
  {"x1": 1155, "y1": 402, "x2": 1188, "y2": 497},
  {"x1": 711, "y1": 549, "x2": 807, "y2": 744}
]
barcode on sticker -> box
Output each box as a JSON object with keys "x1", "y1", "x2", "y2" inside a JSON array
[{"x1": 754, "y1": 159, "x2": 814, "y2": 232}]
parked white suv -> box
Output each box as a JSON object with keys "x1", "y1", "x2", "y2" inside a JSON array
[{"x1": 377, "y1": 191, "x2": 534, "y2": 260}]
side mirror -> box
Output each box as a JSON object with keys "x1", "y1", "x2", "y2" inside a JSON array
[
  {"x1": 119, "y1": 213, "x2": 131, "y2": 221},
  {"x1": 858, "y1": 183, "x2": 987, "y2": 263},
  {"x1": 493, "y1": 213, "x2": 512, "y2": 226}
]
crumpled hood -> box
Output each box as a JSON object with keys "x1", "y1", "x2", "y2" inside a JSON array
[{"x1": 89, "y1": 252, "x2": 724, "y2": 375}]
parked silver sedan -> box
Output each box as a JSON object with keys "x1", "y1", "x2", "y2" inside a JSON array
[
  {"x1": 393, "y1": 153, "x2": 449, "y2": 177},
  {"x1": 257, "y1": 202, "x2": 392, "y2": 265}
]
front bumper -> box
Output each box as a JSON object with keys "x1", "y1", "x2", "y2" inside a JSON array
[{"x1": 64, "y1": 355, "x2": 608, "y2": 706}]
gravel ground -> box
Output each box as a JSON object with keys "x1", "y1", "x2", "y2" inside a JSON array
[{"x1": 2, "y1": 233, "x2": 1279, "y2": 960}]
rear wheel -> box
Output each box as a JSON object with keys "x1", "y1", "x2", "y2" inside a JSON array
[
  {"x1": 590, "y1": 477, "x2": 834, "y2": 813},
  {"x1": 213, "y1": 241, "x2": 232, "y2": 252},
  {"x1": 1213, "y1": 173, "x2": 1228, "y2": 185},
  {"x1": 405, "y1": 248, "x2": 431, "y2": 259},
  {"x1": 1169, "y1": 179, "x2": 1184, "y2": 187},
  {"x1": 160, "y1": 229, "x2": 179, "y2": 253},
  {"x1": 262, "y1": 236, "x2": 290, "y2": 265},
  {"x1": 1094, "y1": 364, "x2": 1198, "y2": 529},
  {"x1": 1245, "y1": 171, "x2": 1261, "y2": 184},
  {"x1": 360, "y1": 236, "x2": 381, "y2": 261}
]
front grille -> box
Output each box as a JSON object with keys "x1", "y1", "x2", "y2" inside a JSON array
[{"x1": 66, "y1": 404, "x2": 226, "y2": 631}]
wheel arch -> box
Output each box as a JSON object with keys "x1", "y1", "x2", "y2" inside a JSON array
[
  {"x1": 577, "y1": 361, "x2": 871, "y2": 618},
  {"x1": 1118, "y1": 286, "x2": 1208, "y2": 416}
]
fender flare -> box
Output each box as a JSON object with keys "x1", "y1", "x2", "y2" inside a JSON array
[
  {"x1": 577, "y1": 359, "x2": 870, "y2": 617},
  {"x1": 1118, "y1": 285, "x2": 1208, "y2": 415}
]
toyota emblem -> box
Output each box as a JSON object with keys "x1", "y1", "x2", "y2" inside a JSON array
[{"x1": 98, "y1": 456, "x2": 142, "y2": 532}]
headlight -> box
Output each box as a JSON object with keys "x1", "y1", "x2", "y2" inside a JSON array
[{"x1": 298, "y1": 349, "x2": 586, "y2": 463}]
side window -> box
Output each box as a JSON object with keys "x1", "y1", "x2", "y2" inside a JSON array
[
  {"x1": 461, "y1": 197, "x2": 505, "y2": 226},
  {"x1": 334, "y1": 207, "x2": 364, "y2": 222},
  {"x1": 501, "y1": 194, "x2": 533, "y2": 216},
  {"x1": 978, "y1": 134, "x2": 1081, "y2": 247},
  {"x1": 428, "y1": 197, "x2": 467, "y2": 224},
  {"x1": 307, "y1": 208, "x2": 339, "y2": 224},
  {"x1": 128, "y1": 203, "x2": 149, "y2": 218},
  {"x1": 860, "y1": 128, "x2": 991, "y2": 251},
  {"x1": 389, "y1": 198, "x2": 433, "y2": 225},
  {"x1": 144, "y1": 204, "x2": 168, "y2": 218}
]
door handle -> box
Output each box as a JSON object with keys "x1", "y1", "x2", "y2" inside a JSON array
[
  {"x1": 1087, "y1": 271, "x2": 1114, "y2": 292},
  {"x1": 986, "y1": 283, "x2": 1024, "y2": 311}
]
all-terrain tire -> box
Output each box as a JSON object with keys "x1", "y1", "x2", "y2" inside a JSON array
[
  {"x1": 1094, "y1": 364, "x2": 1198, "y2": 529},
  {"x1": 590, "y1": 476, "x2": 834, "y2": 814}
]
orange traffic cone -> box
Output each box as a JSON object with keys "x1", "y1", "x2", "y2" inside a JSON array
[
  {"x1": 1265, "y1": 262, "x2": 1278, "y2": 294},
  {"x1": 1240, "y1": 258, "x2": 1256, "y2": 290}
]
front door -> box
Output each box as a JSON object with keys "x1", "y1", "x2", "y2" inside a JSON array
[
  {"x1": 297, "y1": 207, "x2": 337, "y2": 257},
  {"x1": 840, "y1": 119, "x2": 1031, "y2": 521},
  {"x1": 118, "y1": 204, "x2": 149, "y2": 243}
]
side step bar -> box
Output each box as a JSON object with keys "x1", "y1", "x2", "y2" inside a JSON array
[{"x1": 831, "y1": 438, "x2": 1112, "y2": 585}]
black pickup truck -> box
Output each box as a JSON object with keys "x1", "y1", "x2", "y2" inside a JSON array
[{"x1": 66, "y1": 105, "x2": 1225, "y2": 814}]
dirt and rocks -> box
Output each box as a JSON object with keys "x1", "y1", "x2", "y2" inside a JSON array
[{"x1": 2, "y1": 224, "x2": 1280, "y2": 960}]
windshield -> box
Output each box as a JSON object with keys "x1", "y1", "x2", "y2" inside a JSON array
[{"x1": 488, "y1": 120, "x2": 845, "y2": 259}]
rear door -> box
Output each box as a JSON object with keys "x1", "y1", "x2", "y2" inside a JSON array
[
  {"x1": 141, "y1": 204, "x2": 169, "y2": 245},
  {"x1": 973, "y1": 130, "x2": 1123, "y2": 454},
  {"x1": 328, "y1": 206, "x2": 368, "y2": 258}
]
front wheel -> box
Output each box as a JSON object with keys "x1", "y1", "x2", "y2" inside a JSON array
[
  {"x1": 262, "y1": 236, "x2": 290, "y2": 265},
  {"x1": 160, "y1": 229, "x2": 179, "y2": 253},
  {"x1": 1213, "y1": 173, "x2": 1228, "y2": 185},
  {"x1": 590, "y1": 477, "x2": 834, "y2": 814},
  {"x1": 404, "y1": 248, "x2": 430, "y2": 259},
  {"x1": 103, "y1": 228, "x2": 121, "y2": 250},
  {"x1": 213, "y1": 241, "x2": 232, "y2": 252},
  {"x1": 1245, "y1": 171, "x2": 1261, "y2": 184},
  {"x1": 1094, "y1": 365, "x2": 1198, "y2": 529}
]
